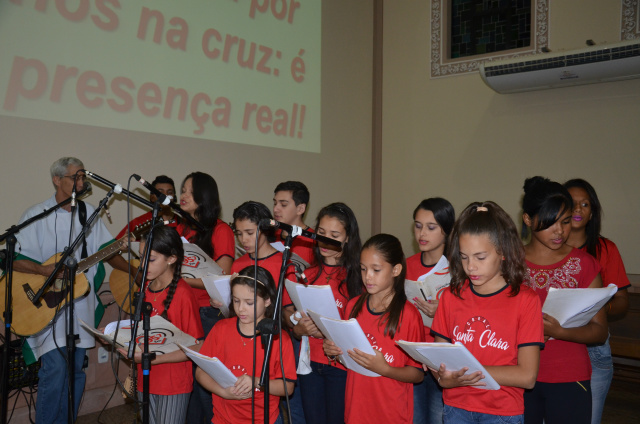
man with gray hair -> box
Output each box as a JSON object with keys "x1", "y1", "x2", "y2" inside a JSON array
[{"x1": 13, "y1": 157, "x2": 129, "y2": 423}]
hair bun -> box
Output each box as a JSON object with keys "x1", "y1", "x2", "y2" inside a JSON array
[{"x1": 523, "y1": 176, "x2": 550, "y2": 194}]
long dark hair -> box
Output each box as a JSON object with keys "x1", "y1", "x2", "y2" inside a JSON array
[
  {"x1": 563, "y1": 178, "x2": 604, "y2": 258},
  {"x1": 447, "y1": 201, "x2": 526, "y2": 298},
  {"x1": 145, "y1": 226, "x2": 184, "y2": 320},
  {"x1": 229, "y1": 266, "x2": 277, "y2": 321},
  {"x1": 350, "y1": 234, "x2": 407, "y2": 338},
  {"x1": 521, "y1": 176, "x2": 573, "y2": 239},
  {"x1": 311, "y1": 202, "x2": 362, "y2": 299},
  {"x1": 413, "y1": 197, "x2": 456, "y2": 255},
  {"x1": 182, "y1": 172, "x2": 221, "y2": 258}
]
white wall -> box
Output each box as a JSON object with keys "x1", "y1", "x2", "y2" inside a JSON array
[{"x1": 381, "y1": 1, "x2": 640, "y2": 272}]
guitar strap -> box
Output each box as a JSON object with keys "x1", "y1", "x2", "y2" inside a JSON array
[{"x1": 78, "y1": 200, "x2": 89, "y2": 266}]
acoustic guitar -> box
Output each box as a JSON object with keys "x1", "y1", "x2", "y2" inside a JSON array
[{"x1": 0, "y1": 219, "x2": 155, "y2": 336}]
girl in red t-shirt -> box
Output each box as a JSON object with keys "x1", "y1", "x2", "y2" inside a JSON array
[
  {"x1": 119, "y1": 226, "x2": 204, "y2": 424},
  {"x1": 324, "y1": 234, "x2": 424, "y2": 424},
  {"x1": 430, "y1": 201, "x2": 544, "y2": 423},
  {"x1": 178, "y1": 172, "x2": 236, "y2": 423},
  {"x1": 286, "y1": 202, "x2": 363, "y2": 424},
  {"x1": 195, "y1": 266, "x2": 296, "y2": 424},
  {"x1": 407, "y1": 198, "x2": 455, "y2": 424},
  {"x1": 522, "y1": 176, "x2": 608, "y2": 424},
  {"x1": 229, "y1": 201, "x2": 282, "y2": 280},
  {"x1": 563, "y1": 178, "x2": 630, "y2": 424}
]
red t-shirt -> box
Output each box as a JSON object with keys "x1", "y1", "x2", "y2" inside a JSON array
[
  {"x1": 274, "y1": 227, "x2": 317, "y2": 269},
  {"x1": 231, "y1": 250, "x2": 298, "y2": 290},
  {"x1": 343, "y1": 296, "x2": 423, "y2": 424},
  {"x1": 406, "y1": 252, "x2": 437, "y2": 281},
  {"x1": 297, "y1": 264, "x2": 351, "y2": 367},
  {"x1": 431, "y1": 282, "x2": 544, "y2": 415},
  {"x1": 116, "y1": 211, "x2": 179, "y2": 240},
  {"x1": 584, "y1": 237, "x2": 631, "y2": 291},
  {"x1": 199, "y1": 317, "x2": 297, "y2": 424},
  {"x1": 526, "y1": 247, "x2": 601, "y2": 383},
  {"x1": 136, "y1": 278, "x2": 204, "y2": 395},
  {"x1": 177, "y1": 219, "x2": 235, "y2": 307},
  {"x1": 405, "y1": 253, "x2": 450, "y2": 342}
]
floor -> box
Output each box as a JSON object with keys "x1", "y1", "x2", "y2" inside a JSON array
[{"x1": 74, "y1": 378, "x2": 640, "y2": 424}]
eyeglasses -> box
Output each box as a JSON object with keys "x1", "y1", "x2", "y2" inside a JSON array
[{"x1": 62, "y1": 174, "x2": 86, "y2": 182}]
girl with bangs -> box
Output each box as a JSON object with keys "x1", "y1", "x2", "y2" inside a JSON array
[{"x1": 522, "y1": 176, "x2": 608, "y2": 424}]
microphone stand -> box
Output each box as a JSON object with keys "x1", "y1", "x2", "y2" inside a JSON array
[
  {"x1": 0, "y1": 187, "x2": 90, "y2": 424},
  {"x1": 126, "y1": 201, "x2": 161, "y2": 424},
  {"x1": 254, "y1": 223, "x2": 341, "y2": 424},
  {"x1": 258, "y1": 232, "x2": 294, "y2": 424},
  {"x1": 83, "y1": 170, "x2": 204, "y2": 232},
  {"x1": 0, "y1": 233, "x2": 16, "y2": 424},
  {"x1": 30, "y1": 187, "x2": 116, "y2": 424}
]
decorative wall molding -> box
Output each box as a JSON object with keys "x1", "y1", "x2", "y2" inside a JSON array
[
  {"x1": 430, "y1": 0, "x2": 549, "y2": 78},
  {"x1": 621, "y1": 0, "x2": 640, "y2": 40}
]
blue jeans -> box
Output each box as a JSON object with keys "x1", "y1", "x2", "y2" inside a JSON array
[
  {"x1": 588, "y1": 335, "x2": 613, "y2": 424},
  {"x1": 187, "y1": 306, "x2": 222, "y2": 424},
  {"x1": 281, "y1": 336, "x2": 307, "y2": 424},
  {"x1": 414, "y1": 370, "x2": 444, "y2": 423},
  {"x1": 36, "y1": 347, "x2": 87, "y2": 424},
  {"x1": 444, "y1": 405, "x2": 523, "y2": 424},
  {"x1": 299, "y1": 361, "x2": 347, "y2": 424}
]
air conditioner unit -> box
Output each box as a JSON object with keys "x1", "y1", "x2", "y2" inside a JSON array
[{"x1": 479, "y1": 40, "x2": 640, "y2": 94}]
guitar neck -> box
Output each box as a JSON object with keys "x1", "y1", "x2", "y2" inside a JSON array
[
  {"x1": 76, "y1": 238, "x2": 124, "y2": 274},
  {"x1": 74, "y1": 217, "x2": 172, "y2": 274}
]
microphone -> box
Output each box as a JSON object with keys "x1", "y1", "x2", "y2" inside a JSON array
[
  {"x1": 259, "y1": 219, "x2": 342, "y2": 248},
  {"x1": 70, "y1": 182, "x2": 92, "y2": 208},
  {"x1": 71, "y1": 182, "x2": 77, "y2": 208},
  {"x1": 83, "y1": 170, "x2": 123, "y2": 194},
  {"x1": 70, "y1": 171, "x2": 87, "y2": 208},
  {"x1": 133, "y1": 174, "x2": 171, "y2": 206}
]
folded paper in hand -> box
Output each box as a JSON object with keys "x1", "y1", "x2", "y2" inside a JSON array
[
  {"x1": 203, "y1": 274, "x2": 231, "y2": 317},
  {"x1": 542, "y1": 284, "x2": 618, "y2": 328},
  {"x1": 181, "y1": 239, "x2": 223, "y2": 279},
  {"x1": 80, "y1": 315, "x2": 197, "y2": 355},
  {"x1": 306, "y1": 310, "x2": 379, "y2": 377},
  {"x1": 178, "y1": 343, "x2": 237, "y2": 389},
  {"x1": 285, "y1": 280, "x2": 341, "y2": 320},
  {"x1": 397, "y1": 340, "x2": 500, "y2": 390}
]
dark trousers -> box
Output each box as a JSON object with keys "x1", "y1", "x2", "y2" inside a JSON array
[
  {"x1": 299, "y1": 361, "x2": 347, "y2": 424},
  {"x1": 524, "y1": 380, "x2": 592, "y2": 424}
]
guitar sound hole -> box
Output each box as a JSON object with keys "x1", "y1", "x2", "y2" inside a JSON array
[{"x1": 43, "y1": 281, "x2": 70, "y2": 309}]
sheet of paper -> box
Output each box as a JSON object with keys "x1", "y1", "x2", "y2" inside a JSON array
[
  {"x1": 417, "y1": 255, "x2": 449, "y2": 281},
  {"x1": 542, "y1": 284, "x2": 618, "y2": 328},
  {"x1": 202, "y1": 274, "x2": 231, "y2": 317},
  {"x1": 81, "y1": 315, "x2": 196, "y2": 355},
  {"x1": 181, "y1": 242, "x2": 223, "y2": 279},
  {"x1": 397, "y1": 340, "x2": 500, "y2": 390},
  {"x1": 178, "y1": 344, "x2": 238, "y2": 389},
  {"x1": 285, "y1": 280, "x2": 341, "y2": 320},
  {"x1": 307, "y1": 310, "x2": 379, "y2": 377},
  {"x1": 404, "y1": 271, "x2": 450, "y2": 327}
]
